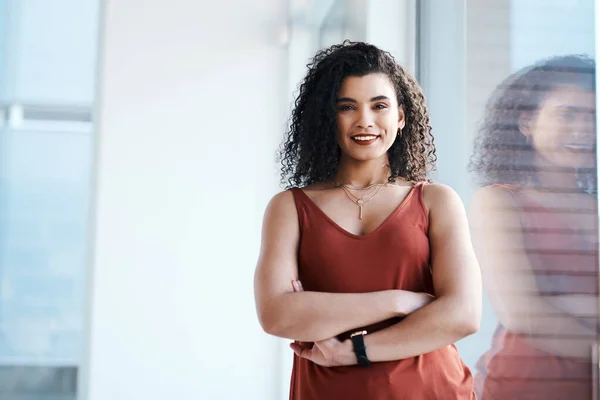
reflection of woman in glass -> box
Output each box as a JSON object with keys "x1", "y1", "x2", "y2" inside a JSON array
[
  {"x1": 469, "y1": 55, "x2": 597, "y2": 399},
  {"x1": 253, "y1": 41, "x2": 481, "y2": 399}
]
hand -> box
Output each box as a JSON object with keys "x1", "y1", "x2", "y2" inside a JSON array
[
  {"x1": 289, "y1": 280, "x2": 357, "y2": 367},
  {"x1": 290, "y1": 336, "x2": 356, "y2": 367}
]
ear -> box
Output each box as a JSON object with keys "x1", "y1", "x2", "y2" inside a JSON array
[
  {"x1": 398, "y1": 107, "x2": 406, "y2": 130},
  {"x1": 518, "y1": 111, "x2": 533, "y2": 139}
]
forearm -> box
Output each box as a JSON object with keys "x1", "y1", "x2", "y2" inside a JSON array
[
  {"x1": 502, "y1": 294, "x2": 597, "y2": 337},
  {"x1": 525, "y1": 337, "x2": 595, "y2": 359},
  {"x1": 547, "y1": 294, "x2": 597, "y2": 324},
  {"x1": 515, "y1": 295, "x2": 597, "y2": 358},
  {"x1": 261, "y1": 290, "x2": 429, "y2": 342},
  {"x1": 363, "y1": 295, "x2": 478, "y2": 362}
]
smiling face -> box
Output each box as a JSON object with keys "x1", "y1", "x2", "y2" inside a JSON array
[
  {"x1": 521, "y1": 85, "x2": 596, "y2": 169},
  {"x1": 335, "y1": 73, "x2": 405, "y2": 163}
]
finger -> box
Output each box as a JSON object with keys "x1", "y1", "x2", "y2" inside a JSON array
[
  {"x1": 292, "y1": 280, "x2": 304, "y2": 292},
  {"x1": 289, "y1": 343, "x2": 299, "y2": 355},
  {"x1": 290, "y1": 343, "x2": 306, "y2": 358}
]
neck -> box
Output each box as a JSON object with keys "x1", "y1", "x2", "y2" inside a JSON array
[
  {"x1": 334, "y1": 155, "x2": 391, "y2": 187},
  {"x1": 531, "y1": 153, "x2": 579, "y2": 191}
]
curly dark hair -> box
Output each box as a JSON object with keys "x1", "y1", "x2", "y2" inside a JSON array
[
  {"x1": 469, "y1": 55, "x2": 596, "y2": 190},
  {"x1": 278, "y1": 41, "x2": 436, "y2": 189}
]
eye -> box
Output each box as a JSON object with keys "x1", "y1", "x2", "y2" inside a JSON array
[
  {"x1": 338, "y1": 105, "x2": 355, "y2": 111},
  {"x1": 374, "y1": 103, "x2": 388, "y2": 110},
  {"x1": 559, "y1": 111, "x2": 576, "y2": 121}
]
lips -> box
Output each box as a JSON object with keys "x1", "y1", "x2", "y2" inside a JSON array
[
  {"x1": 563, "y1": 143, "x2": 595, "y2": 152},
  {"x1": 351, "y1": 134, "x2": 379, "y2": 146}
]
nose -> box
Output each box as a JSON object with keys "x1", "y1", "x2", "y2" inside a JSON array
[{"x1": 356, "y1": 108, "x2": 375, "y2": 129}]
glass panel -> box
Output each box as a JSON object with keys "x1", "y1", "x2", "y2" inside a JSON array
[
  {"x1": 0, "y1": 0, "x2": 101, "y2": 398},
  {"x1": 420, "y1": 0, "x2": 597, "y2": 397}
]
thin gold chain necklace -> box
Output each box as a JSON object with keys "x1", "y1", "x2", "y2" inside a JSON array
[{"x1": 332, "y1": 180, "x2": 387, "y2": 219}]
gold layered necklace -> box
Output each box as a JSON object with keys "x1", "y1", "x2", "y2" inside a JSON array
[{"x1": 332, "y1": 180, "x2": 389, "y2": 219}]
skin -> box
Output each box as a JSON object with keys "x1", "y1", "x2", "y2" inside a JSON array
[
  {"x1": 520, "y1": 86, "x2": 596, "y2": 173},
  {"x1": 471, "y1": 87, "x2": 598, "y2": 359},
  {"x1": 254, "y1": 73, "x2": 482, "y2": 367}
]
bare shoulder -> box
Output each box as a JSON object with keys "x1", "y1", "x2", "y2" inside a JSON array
[
  {"x1": 422, "y1": 182, "x2": 464, "y2": 213},
  {"x1": 469, "y1": 185, "x2": 517, "y2": 215},
  {"x1": 264, "y1": 189, "x2": 297, "y2": 221},
  {"x1": 259, "y1": 189, "x2": 301, "y2": 252},
  {"x1": 469, "y1": 185, "x2": 521, "y2": 231}
]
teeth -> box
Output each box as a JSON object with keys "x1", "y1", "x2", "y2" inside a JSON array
[
  {"x1": 353, "y1": 136, "x2": 377, "y2": 141},
  {"x1": 564, "y1": 144, "x2": 594, "y2": 151}
]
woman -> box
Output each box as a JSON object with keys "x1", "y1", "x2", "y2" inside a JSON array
[
  {"x1": 254, "y1": 41, "x2": 481, "y2": 399},
  {"x1": 469, "y1": 55, "x2": 597, "y2": 399}
]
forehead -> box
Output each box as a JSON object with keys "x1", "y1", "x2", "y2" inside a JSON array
[
  {"x1": 337, "y1": 73, "x2": 396, "y2": 98},
  {"x1": 540, "y1": 86, "x2": 596, "y2": 110}
]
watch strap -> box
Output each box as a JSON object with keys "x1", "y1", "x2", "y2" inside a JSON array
[{"x1": 350, "y1": 330, "x2": 371, "y2": 368}]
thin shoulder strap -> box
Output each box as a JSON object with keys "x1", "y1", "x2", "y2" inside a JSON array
[
  {"x1": 412, "y1": 181, "x2": 429, "y2": 224},
  {"x1": 288, "y1": 188, "x2": 306, "y2": 235},
  {"x1": 491, "y1": 183, "x2": 519, "y2": 193}
]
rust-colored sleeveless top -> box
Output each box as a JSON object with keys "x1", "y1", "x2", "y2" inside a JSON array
[
  {"x1": 289, "y1": 183, "x2": 476, "y2": 400},
  {"x1": 474, "y1": 185, "x2": 598, "y2": 400}
]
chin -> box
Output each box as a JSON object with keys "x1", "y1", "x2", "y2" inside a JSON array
[
  {"x1": 347, "y1": 150, "x2": 388, "y2": 162},
  {"x1": 341, "y1": 143, "x2": 392, "y2": 161},
  {"x1": 556, "y1": 158, "x2": 595, "y2": 170}
]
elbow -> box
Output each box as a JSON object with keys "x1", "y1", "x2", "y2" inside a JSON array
[
  {"x1": 257, "y1": 302, "x2": 297, "y2": 338},
  {"x1": 460, "y1": 317, "x2": 480, "y2": 336},
  {"x1": 455, "y1": 304, "x2": 481, "y2": 337},
  {"x1": 440, "y1": 296, "x2": 481, "y2": 337},
  {"x1": 451, "y1": 319, "x2": 479, "y2": 339},
  {"x1": 257, "y1": 306, "x2": 319, "y2": 341},
  {"x1": 256, "y1": 294, "x2": 321, "y2": 341},
  {"x1": 257, "y1": 306, "x2": 284, "y2": 337},
  {"x1": 261, "y1": 321, "x2": 286, "y2": 338}
]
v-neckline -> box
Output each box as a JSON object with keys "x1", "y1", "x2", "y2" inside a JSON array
[{"x1": 296, "y1": 184, "x2": 418, "y2": 240}]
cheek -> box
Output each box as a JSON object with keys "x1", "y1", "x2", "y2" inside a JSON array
[
  {"x1": 382, "y1": 112, "x2": 400, "y2": 127},
  {"x1": 336, "y1": 115, "x2": 350, "y2": 134},
  {"x1": 531, "y1": 116, "x2": 563, "y2": 147},
  {"x1": 532, "y1": 132, "x2": 560, "y2": 157},
  {"x1": 337, "y1": 115, "x2": 363, "y2": 143},
  {"x1": 383, "y1": 120, "x2": 399, "y2": 138}
]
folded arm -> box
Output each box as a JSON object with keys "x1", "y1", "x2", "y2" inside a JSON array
[
  {"x1": 253, "y1": 191, "x2": 431, "y2": 342},
  {"x1": 359, "y1": 184, "x2": 482, "y2": 362},
  {"x1": 469, "y1": 186, "x2": 597, "y2": 359}
]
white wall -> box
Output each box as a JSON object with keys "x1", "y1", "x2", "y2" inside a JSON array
[{"x1": 84, "y1": 1, "x2": 288, "y2": 399}]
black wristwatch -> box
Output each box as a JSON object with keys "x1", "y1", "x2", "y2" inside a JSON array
[{"x1": 350, "y1": 330, "x2": 371, "y2": 368}]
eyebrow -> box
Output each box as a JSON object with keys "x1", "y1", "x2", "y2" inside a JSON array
[
  {"x1": 336, "y1": 95, "x2": 390, "y2": 103},
  {"x1": 554, "y1": 105, "x2": 596, "y2": 113}
]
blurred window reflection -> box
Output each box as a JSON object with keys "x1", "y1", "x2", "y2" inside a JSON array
[{"x1": 418, "y1": 0, "x2": 596, "y2": 385}]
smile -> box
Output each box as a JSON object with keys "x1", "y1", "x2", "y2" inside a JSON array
[
  {"x1": 351, "y1": 135, "x2": 379, "y2": 142},
  {"x1": 563, "y1": 143, "x2": 595, "y2": 151}
]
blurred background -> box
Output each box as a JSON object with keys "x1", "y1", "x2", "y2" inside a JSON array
[{"x1": 0, "y1": 0, "x2": 595, "y2": 399}]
